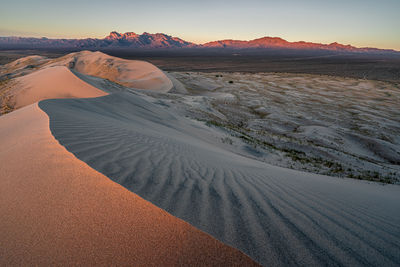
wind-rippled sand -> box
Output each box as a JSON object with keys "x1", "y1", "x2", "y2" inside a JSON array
[
  {"x1": 0, "y1": 52, "x2": 258, "y2": 266},
  {"x1": 2, "y1": 51, "x2": 400, "y2": 266},
  {"x1": 40, "y1": 91, "x2": 400, "y2": 266}
]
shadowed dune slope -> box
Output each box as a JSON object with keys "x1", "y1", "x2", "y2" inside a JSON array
[
  {"x1": 0, "y1": 103, "x2": 259, "y2": 266},
  {"x1": 39, "y1": 91, "x2": 400, "y2": 267}
]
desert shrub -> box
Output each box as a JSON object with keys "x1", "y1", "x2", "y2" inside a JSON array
[
  {"x1": 221, "y1": 137, "x2": 233, "y2": 145},
  {"x1": 206, "y1": 120, "x2": 224, "y2": 127}
]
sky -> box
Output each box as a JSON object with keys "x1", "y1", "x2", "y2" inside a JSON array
[{"x1": 1, "y1": 0, "x2": 399, "y2": 50}]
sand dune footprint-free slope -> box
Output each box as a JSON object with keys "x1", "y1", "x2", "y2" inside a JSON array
[
  {"x1": 1, "y1": 52, "x2": 399, "y2": 266},
  {"x1": 40, "y1": 90, "x2": 400, "y2": 266},
  {"x1": 0, "y1": 55, "x2": 258, "y2": 266}
]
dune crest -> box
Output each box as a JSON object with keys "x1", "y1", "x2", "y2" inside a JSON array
[
  {"x1": 8, "y1": 65, "x2": 107, "y2": 109},
  {"x1": 0, "y1": 103, "x2": 258, "y2": 266},
  {"x1": 0, "y1": 51, "x2": 173, "y2": 113},
  {"x1": 2, "y1": 51, "x2": 399, "y2": 266},
  {"x1": 46, "y1": 51, "x2": 173, "y2": 92},
  {"x1": 40, "y1": 90, "x2": 400, "y2": 266}
]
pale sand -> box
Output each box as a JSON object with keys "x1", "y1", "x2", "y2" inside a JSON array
[
  {"x1": 2, "y1": 51, "x2": 172, "y2": 113},
  {"x1": 3, "y1": 52, "x2": 399, "y2": 266},
  {"x1": 40, "y1": 91, "x2": 400, "y2": 266},
  {"x1": 9, "y1": 65, "x2": 107, "y2": 109},
  {"x1": 0, "y1": 104, "x2": 258, "y2": 266},
  {"x1": 46, "y1": 51, "x2": 173, "y2": 92}
]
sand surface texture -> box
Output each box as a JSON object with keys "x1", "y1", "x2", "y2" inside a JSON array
[
  {"x1": 10, "y1": 65, "x2": 107, "y2": 109},
  {"x1": 40, "y1": 90, "x2": 400, "y2": 266},
  {"x1": 2, "y1": 52, "x2": 399, "y2": 266},
  {"x1": 1, "y1": 51, "x2": 172, "y2": 114},
  {"x1": 0, "y1": 103, "x2": 258, "y2": 266},
  {"x1": 46, "y1": 51, "x2": 173, "y2": 92},
  {"x1": 168, "y1": 72, "x2": 400, "y2": 182}
]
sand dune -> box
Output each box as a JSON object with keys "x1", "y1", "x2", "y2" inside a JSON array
[
  {"x1": 1, "y1": 55, "x2": 47, "y2": 74},
  {"x1": 1, "y1": 51, "x2": 173, "y2": 113},
  {"x1": 1, "y1": 52, "x2": 399, "y2": 266},
  {"x1": 46, "y1": 51, "x2": 173, "y2": 92},
  {"x1": 8, "y1": 65, "x2": 107, "y2": 110},
  {"x1": 0, "y1": 53, "x2": 258, "y2": 265},
  {"x1": 39, "y1": 90, "x2": 400, "y2": 266},
  {"x1": 0, "y1": 103, "x2": 258, "y2": 266}
]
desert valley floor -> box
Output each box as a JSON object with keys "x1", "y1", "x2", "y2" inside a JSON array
[{"x1": 0, "y1": 51, "x2": 399, "y2": 266}]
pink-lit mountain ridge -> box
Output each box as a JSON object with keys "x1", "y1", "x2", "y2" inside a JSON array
[{"x1": 0, "y1": 31, "x2": 397, "y2": 54}]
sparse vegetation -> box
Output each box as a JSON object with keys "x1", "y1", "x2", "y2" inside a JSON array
[
  {"x1": 221, "y1": 137, "x2": 233, "y2": 145},
  {"x1": 206, "y1": 120, "x2": 224, "y2": 128},
  {"x1": 203, "y1": 118, "x2": 397, "y2": 184},
  {"x1": 0, "y1": 102, "x2": 13, "y2": 115},
  {"x1": 175, "y1": 71, "x2": 400, "y2": 185},
  {"x1": 0, "y1": 78, "x2": 14, "y2": 115}
]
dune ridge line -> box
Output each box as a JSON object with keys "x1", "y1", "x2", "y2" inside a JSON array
[{"x1": 0, "y1": 103, "x2": 259, "y2": 266}]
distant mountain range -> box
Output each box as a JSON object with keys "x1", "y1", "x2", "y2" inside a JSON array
[{"x1": 0, "y1": 31, "x2": 397, "y2": 54}]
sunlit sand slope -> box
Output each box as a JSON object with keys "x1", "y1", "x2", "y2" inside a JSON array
[
  {"x1": 0, "y1": 51, "x2": 173, "y2": 114},
  {"x1": 0, "y1": 104, "x2": 258, "y2": 266},
  {"x1": 46, "y1": 51, "x2": 173, "y2": 92},
  {"x1": 8, "y1": 65, "x2": 107, "y2": 109}
]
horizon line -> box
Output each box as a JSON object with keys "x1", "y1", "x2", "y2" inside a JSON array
[{"x1": 0, "y1": 31, "x2": 398, "y2": 51}]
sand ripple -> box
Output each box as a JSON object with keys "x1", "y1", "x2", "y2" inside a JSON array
[{"x1": 39, "y1": 92, "x2": 400, "y2": 266}]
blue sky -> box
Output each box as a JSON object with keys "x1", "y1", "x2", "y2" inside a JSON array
[{"x1": 1, "y1": 0, "x2": 399, "y2": 49}]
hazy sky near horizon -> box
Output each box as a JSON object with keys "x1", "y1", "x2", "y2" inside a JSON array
[{"x1": 1, "y1": 0, "x2": 399, "y2": 50}]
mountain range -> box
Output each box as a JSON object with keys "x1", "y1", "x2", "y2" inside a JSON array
[{"x1": 0, "y1": 31, "x2": 397, "y2": 54}]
